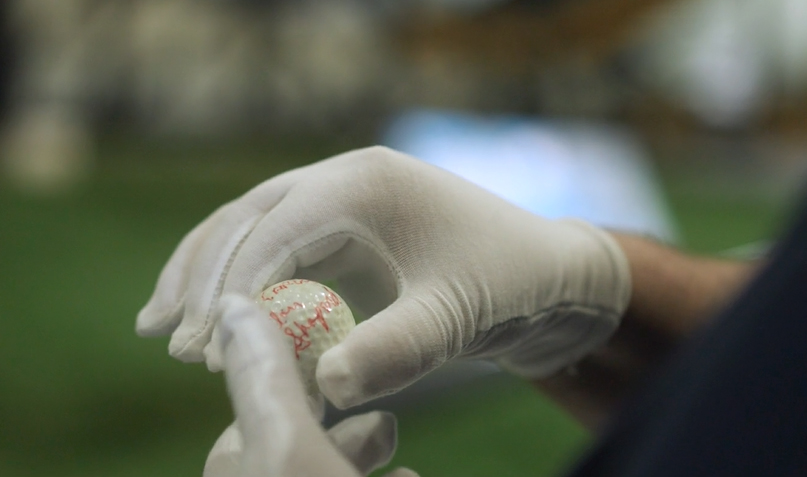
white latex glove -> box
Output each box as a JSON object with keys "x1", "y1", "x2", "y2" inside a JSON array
[
  {"x1": 137, "y1": 146, "x2": 631, "y2": 408},
  {"x1": 207, "y1": 294, "x2": 417, "y2": 477}
]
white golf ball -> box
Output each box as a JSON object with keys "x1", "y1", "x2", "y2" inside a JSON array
[{"x1": 255, "y1": 279, "x2": 355, "y2": 395}]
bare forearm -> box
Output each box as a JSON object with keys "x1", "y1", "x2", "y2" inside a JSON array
[
  {"x1": 615, "y1": 232, "x2": 758, "y2": 337},
  {"x1": 535, "y1": 232, "x2": 760, "y2": 431}
]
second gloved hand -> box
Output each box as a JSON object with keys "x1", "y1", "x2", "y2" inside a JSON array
[
  {"x1": 137, "y1": 147, "x2": 631, "y2": 408},
  {"x1": 207, "y1": 294, "x2": 416, "y2": 477}
]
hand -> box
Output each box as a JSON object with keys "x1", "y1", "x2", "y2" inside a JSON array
[
  {"x1": 206, "y1": 295, "x2": 417, "y2": 477},
  {"x1": 137, "y1": 146, "x2": 631, "y2": 408}
]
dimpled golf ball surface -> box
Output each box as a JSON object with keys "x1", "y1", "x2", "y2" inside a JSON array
[{"x1": 256, "y1": 279, "x2": 355, "y2": 395}]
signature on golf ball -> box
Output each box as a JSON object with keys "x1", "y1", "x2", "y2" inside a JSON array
[{"x1": 258, "y1": 279, "x2": 348, "y2": 359}]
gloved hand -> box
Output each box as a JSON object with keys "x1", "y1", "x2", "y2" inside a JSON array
[
  {"x1": 137, "y1": 146, "x2": 631, "y2": 408},
  {"x1": 206, "y1": 294, "x2": 417, "y2": 477}
]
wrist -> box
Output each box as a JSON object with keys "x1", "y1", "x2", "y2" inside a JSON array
[{"x1": 610, "y1": 232, "x2": 759, "y2": 337}]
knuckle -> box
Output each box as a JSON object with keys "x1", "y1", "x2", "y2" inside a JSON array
[{"x1": 349, "y1": 145, "x2": 411, "y2": 169}]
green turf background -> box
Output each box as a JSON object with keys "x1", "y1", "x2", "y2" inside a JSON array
[{"x1": 0, "y1": 137, "x2": 790, "y2": 476}]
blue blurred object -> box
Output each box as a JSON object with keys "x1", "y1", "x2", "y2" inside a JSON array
[{"x1": 384, "y1": 109, "x2": 678, "y2": 243}]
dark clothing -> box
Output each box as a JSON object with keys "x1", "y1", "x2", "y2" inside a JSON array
[{"x1": 570, "y1": 201, "x2": 807, "y2": 476}]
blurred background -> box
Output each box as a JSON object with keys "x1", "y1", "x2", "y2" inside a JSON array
[{"x1": 0, "y1": 0, "x2": 805, "y2": 475}]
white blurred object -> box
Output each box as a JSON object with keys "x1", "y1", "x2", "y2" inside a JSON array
[
  {"x1": 129, "y1": 0, "x2": 255, "y2": 134},
  {"x1": 778, "y1": 0, "x2": 807, "y2": 95},
  {"x1": 265, "y1": 1, "x2": 391, "y2": 129},
  {"x1": 632, "y1": 0, "x2": 807, "y2": 128},
  {"x1": 1, "y1": 104, "x2": 94, "y2": 194},
  {"x1": 384, "y1": 109, "x2": 678, "y2": 243},
  {"x1": 125, "y1": 0, "x2": 392, "y2": 134}
]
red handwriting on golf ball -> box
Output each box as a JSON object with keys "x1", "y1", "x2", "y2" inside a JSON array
[
  {"x1": 259, "y1": 279, "x2": 311, "y2": 302},
  {"x1": 264, "y1": 287, "x2": 343, "y2": 359}
]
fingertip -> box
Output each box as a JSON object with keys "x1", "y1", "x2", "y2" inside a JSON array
[
  {"x1": 218, "y1": 292, "x2": 256, "y2": 313},
  {"x1": 216, "y1": 293, "x2": 303, "y2": 394},
  {"x1": 326, "y1": 410, "x2": 398, "y2": 474},
  {"x1": 361, "y1": 410, "x2": 398, "y2": 453},
  {"x1": 214, "y1": 294, "x2": 263, "y2": 351},
  {"x1": 383, "y1": 467, "x2": 421, "y2": 477},
  {"x1": 167, "y1": 332, "x2": 207, "y2": 363},
  {"x1": 204, "y1": 335, "x2": 224, "y2": 373},
  {"x1": 166, "y1": 293, "x2": 267, "y2": 363},
  {"x1": 135, "y1": 300, "x2": 182, "y2": 337},
  {"x1": 328, "y1": 410, "x2": 397, "y2": 443},
  {"x1": 316, "y1": 344, "x2": 367, "y2": 409},
  {"x1": 375, "y1": 410, "x2": 398, "y2": 434}
]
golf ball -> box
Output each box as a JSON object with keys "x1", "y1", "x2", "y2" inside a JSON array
[{"x1": 255, "y1": 279, "x2": 355, "y2": 395}]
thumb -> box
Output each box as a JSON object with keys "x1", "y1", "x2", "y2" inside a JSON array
[
  {"x1": 317, "y1": 290, "x2": 460, "y2": 408},
  {"x1": 218, "y1": 294, "x2": 360, "y2": 477},
  {"x1": 326, "y1": 411, "x2": 398, "y2": 475}
]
